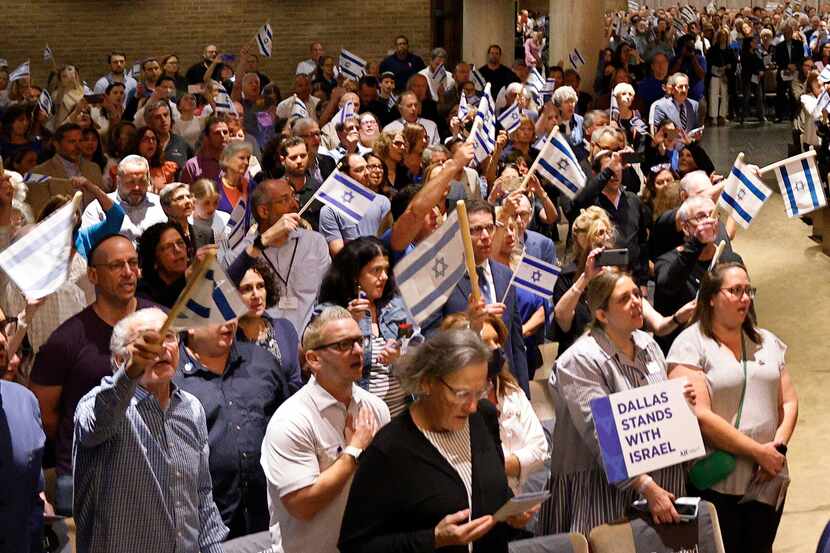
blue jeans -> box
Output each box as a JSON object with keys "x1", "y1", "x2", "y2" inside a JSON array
[{"x1": 55, "y1": 473, "x2": 73, "y2": 516}]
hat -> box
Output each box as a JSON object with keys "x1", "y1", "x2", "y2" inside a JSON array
[{"x1": 380, "y1": 71, "x2": 396, "y2": 81}]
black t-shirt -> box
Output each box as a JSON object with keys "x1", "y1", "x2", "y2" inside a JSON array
[
  {"x1": 478, "y1": 64, "x2": 520, "y2": 99},
  {"x1": 30, "y1": 299, "x2": 156, "y2": 475},
  {"x1": 551, "y1": 263, "x2": 592, "y2": 355},
  {"x1": 649, "y1": 208, "x2": 733, "y2": 261}
]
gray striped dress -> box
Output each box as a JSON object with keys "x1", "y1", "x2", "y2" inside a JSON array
[{"x1": 541, "y1": 328, "x2": 686, "y2": 535}]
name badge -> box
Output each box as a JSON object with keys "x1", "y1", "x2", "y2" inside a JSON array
[{"x1": 278, "y1": 296, "x2": 299, "y2": 310}]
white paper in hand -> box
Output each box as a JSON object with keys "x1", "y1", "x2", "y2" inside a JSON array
[{"x1": 492, "y1": 491, "x2": 550, "y2": 522}]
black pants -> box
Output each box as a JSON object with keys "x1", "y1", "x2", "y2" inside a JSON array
[{"x1": 689, "y1": 484, "x2": 783, "y2": 553}]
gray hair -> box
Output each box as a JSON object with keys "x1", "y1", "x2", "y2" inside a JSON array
[
  {"x1": 117, "y1": 154, "x2": 151, "y2": 185},
  {"x1": 678, "y1": 195, "x2": 715, "y2": 224},
  {"x1": 393, "y1": 329, "x2": 490, "y2": 395},
  {"x1": 431, "y1": 47, "x2": 448, "y2": 61},
  {"x1": 679, "y1": 170, "x2": 711, "y2": 197},
  {"x1": 292, "y1": 117, "x2": 318, "y2": 136},
  {"x1": 219, "y1": 141, "x2": 253, "y2": 168},
  {"x1": 612, "y1": 82, "x2": 635, "y2": 97},
  {"x1": 302, "y1": 306, "x2": 353, "y2": 351},
  {"x1": 667, "y1": 72, "x2": 689, "y2": 87},
  {"x1": 158, "y1": 182, "x2": 189, "y2": 208},
  {"x1": 552, "y1": 85, "x2": 578, "y2": 106},
  {"x1": 590, "y1": 125, "x2": 622, "y2": 146},
  {"x1": 583, "y1": 110, "x2": 610, "y2": 133},
  {"x1": 422, "y1": 144, "x2": 450, "y2": 166},
  {"x1": 110, "y1": 307, "x2": 168, "y2": 372}
]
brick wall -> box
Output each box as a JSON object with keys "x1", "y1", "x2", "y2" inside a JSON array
[{"x1": 0, "y1": 0, "x2": 432, "y2": 93}]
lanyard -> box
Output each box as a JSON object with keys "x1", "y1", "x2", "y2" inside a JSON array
[{"x1": 262, "y1": 237, "x2": 299, "y2": 290}]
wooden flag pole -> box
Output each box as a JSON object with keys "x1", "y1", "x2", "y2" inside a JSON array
[
  {"x1": 159, "y1": 250, "x2": 216, "y2": 336},
  {"x1": 455, "y1": 200, "x2": 481, "y2": 304}
]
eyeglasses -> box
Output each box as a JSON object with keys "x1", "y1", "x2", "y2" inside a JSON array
[
  {"x1": 469, "y1": 223, "x2": 495, "y2": 236},
  {"x1": 159, "y1": 239, "x2": 187, "y2": 253},
  {"x1": 720, "y1": 286, "x2": 756, "y2": 300},
  {"x1": 314, "y1": 335, "x2": 364, "y2": 352},
  {"x1": 93, "y1": 258, "x2": 140, "y2": 272},
  {"x1": 438, "y1": 377, "x2": 488, "y2": 404},
  {"x1": 391, "y1": 140, "x2": 407, "y2": 148},
  {"x1": 367, "y1": 163, "x2": 384, "y2": 171}
]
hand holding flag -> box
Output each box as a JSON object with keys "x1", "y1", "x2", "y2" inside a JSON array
[{"x1": 717, "y1": 153, "x2": 772, "y2": 229}]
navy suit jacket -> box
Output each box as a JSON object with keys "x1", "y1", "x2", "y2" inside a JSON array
[
  {"x1": 423, "y1": 260, "x2": 530, "y2": 396},
  {"x1": 652, "y1": 96, "x2": 699, "y2": 132},
  {"x1": 523, "y1": 230, "x2": 556, "y2": 265}
]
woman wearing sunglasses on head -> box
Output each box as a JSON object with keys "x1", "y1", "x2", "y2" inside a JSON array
[{"x1": 668, "y1": 262, "x2": 798, "y2": 553}]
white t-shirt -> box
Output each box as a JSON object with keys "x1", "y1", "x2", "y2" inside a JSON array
[{"x1": 260, "y1": 377, "x2": 390, "y2": 553}]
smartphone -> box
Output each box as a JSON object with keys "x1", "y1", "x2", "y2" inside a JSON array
[
  {"x1": 674, "y1": 497, "x2": 700, "y2": 521},
  {"x1": 83, "y1": 94, "x2": 105, "y2": 105},
  {"x1": 620, "y1": 151, "x2": 644, "y2": 165},
  {"x1": 687, "y1": 126, "x2": 705, "y2": 140},
  {"x1": 596, "y1": 248, "x2": 629, "y2": 267},
  {"x1": 220, "y1": 54, "x2": 237, "y2": 64}
]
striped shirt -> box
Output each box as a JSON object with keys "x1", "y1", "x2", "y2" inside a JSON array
[
  {"x1": 73, "y1": 368, "x2": 228, "y2": 553},
  {"x1": 542, "y1": 328, "x2": 686, "y2": 535},
  {"x1": 367, "y1": 336, "x2": 408, "y2": 416}
]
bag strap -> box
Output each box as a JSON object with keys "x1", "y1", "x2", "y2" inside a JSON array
[{"x1": 733, "y1": 333, "x2": 749, "y2": 429}]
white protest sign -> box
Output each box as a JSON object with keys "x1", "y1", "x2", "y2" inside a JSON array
[{"x1": 590, "y1": 378, "x2": 705, "y2": 484}]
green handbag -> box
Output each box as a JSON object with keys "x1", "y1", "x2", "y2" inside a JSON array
[{"x1": 689, "y1": 336, "x2": 748, "y2": 490}]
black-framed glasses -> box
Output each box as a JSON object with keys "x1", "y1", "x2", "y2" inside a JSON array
[
  {"x1": 314, "y1": 336, "x2": 363, "y2": 353},
  {"x1": 438, "y1": 377, "x2": 488, "y2": 403},
  {"x1": 720, "y1": 286, "x2": 756, "y2": 300}
]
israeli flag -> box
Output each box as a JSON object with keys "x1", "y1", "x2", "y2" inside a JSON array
[
  {"x1": 718, "y1": 155, "x2": 772, "y2": 229},
  {"x1": 339, "y1": 49, "x2": 366, "y2": 82},
  {"x1": 542, "y1": 78, "x2": 556, "y2": 103},
  {"x1": 812, "y1": 90, "x2": 830, "y2": 119},
  {"x1": 458, "y1": 92, "x2": 470, "y2": 121},
  {"x1": 511, "y1": 253, "x2": 560, "y2": 298},
  {"x1": 256, "y1": 22, "x2": 274, "y2": 58},
  {"x1": 9, "y1": 61, "x2": 30, "y2": 82},
  {"x1": 773, "y1": 151, "x2": 827, "y2": 217},
  {"x1": 172, "y1": 257, "x2": 248, "y2": 331},
  {"x1": 525, "y1": 66, "x2": 546, "y2": 104},
  {"x1": 497, "y1": 101, "x2": 523, "y2": 134},
  {"x1": 394, "y1": 210, "x2": 466, "y2": 325},
  {"x1": 214, "y1": 92, "x2": 236, "y2": 115},
  {"x1": 534, "y1": 128, "x2": 586, "y2": 199},
  {"x1": 130, "y1": 60, "x2": 142, "y2": 79},
  {"x1": 568, "y1": 49, "x2": 586, "y2": 70},
  {"x1": 43, "y1": 44, "x2": 54, "y2": 63},
  {"x1": 334, "y1": 101, "x2": 356, "y2": 125},
  {"x1": 23, "y1": 172, "x2": 50, "y2": 184},
  {"x1": 0, "y1": 193, "x2": 78, "y2": 300},
  {"x1": 290, "y1": 95, "x2": 309, "y2": 120},
  {"x1": 819, "y1": 65, "x2": 830, "y2": 84},
  {"x1": 222, "y1": 197, "x2": 252, "y2": 252},
  {"x1": 38, "y1": 89, "x2": 53, "y2": 117},
  {"x1": 471, "y1": 65, "x2": 487, "y2": 92},
  {"x1": 387, "y1": 93, "x2": 398, "y2": 110},
  {"x1": 472, "y1": 83, "x2": 496, "y2": 164},
  {"x1": 628, "y1": 0, "x2": 640, "y2": 11},
  {"x1": 680, "y1": 5, "x2": 698, "y2": 23},
  {"x1": 313, "y1": 170, "x2": 377, "y2": 224},
  {"x1": 429, "y1": 63, "x2": 447, "y2": 87}
]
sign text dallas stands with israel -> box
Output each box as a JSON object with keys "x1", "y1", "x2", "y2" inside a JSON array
[{"x1": 617, "y1": 390, "x2": 678, "y2": 463}]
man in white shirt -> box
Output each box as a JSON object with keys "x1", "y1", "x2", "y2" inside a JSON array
[
  {"x1": 381, "y1": 91, "x2": 440, "y2": 145},
  {"x1": 226, "y1": 178, "x2": 330, "y2": 334},
  {"x1": 93, "y1": 52, "x2": 137, "y2": 106},
  {"x1": 321, "y1": 93, "x2": 361, "y2": 151},
  {"x1": 417, "y1": 47, "x2": 455, "y2": 102},
  {"x1": 276, "y1": 75, "x2": 320, "y2": 122},
  {"x1": 295, "y1": 42, "x2": 325, "y2": 76},
  {"x1": 261, "y1": 306, "x2": 389, "y2": 553},
  {"x1": 81, "y1": 155, "x2": 167, "y2": 244}
]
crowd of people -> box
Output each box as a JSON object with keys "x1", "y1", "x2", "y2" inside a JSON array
[{"x1": 0, "y1": 2, "x2": 817, "y2": 553}]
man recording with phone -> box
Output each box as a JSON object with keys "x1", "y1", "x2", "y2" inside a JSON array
[{"x1": 568, "y1": 148, "x2": 650, "y2": 286}]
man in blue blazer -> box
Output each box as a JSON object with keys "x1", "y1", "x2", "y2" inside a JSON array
[
  {"x1": 515, "y1": 194, "x2": 557, "y2": 265},
  {"x1": 423, "y1": 200, "x2": 530, "y2": 396},
  {"x1": 651, "y1": 72, "x2": 699, "y2": 132}
]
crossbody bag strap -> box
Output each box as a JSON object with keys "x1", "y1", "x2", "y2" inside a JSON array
[{"x1": 733, "y1": 333, "x2": 749, "y2": 429}]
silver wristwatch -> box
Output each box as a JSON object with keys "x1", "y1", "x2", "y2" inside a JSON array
[{"x1": 342, "y1": 445, "x2": 363, "y2": 462}]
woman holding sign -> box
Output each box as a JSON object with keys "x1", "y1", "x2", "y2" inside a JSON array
[
  {"x1": 668, "y1": 262, "x2": 797, "y2": 553},
  {"x1": 542, "y1": 268, "x2": 688, "y2": 535},
  {"x1": 338, "y1": 330, "x2": 536, "y2": 553}
]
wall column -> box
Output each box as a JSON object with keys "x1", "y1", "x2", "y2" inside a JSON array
[
  {"x1": 548, "y1": 0, "x2": 607, "y2": 92},
  {"x1": 462, "y1": 0, "x2": 516, "y2": 67}
]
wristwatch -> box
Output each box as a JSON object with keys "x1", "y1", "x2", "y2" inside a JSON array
[
  {"x1": 342, "y1": 445, "x2": 363, "y2": 463},
  {"x1": 252, "y1": 234, "x2": 264, "y2": 251}
]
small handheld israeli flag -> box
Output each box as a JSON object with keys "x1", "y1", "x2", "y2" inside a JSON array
[
  {"x1": 508, "y1": 252, "x2": 561, "y2": 299},
  {"x1": 214, "y1": 92, "x2": 236, "y2": 115},
  {"x1": 38, "y1": 89, "x2": 53, "y2": 117},
  {"x1": 568, "y1": 49, "x2": 586, "y2": 70},
  {"x1": 339, "y1": 49, "x2": 366, "y2": 82},
  {"x1": 222, "y1": 197, "x2": 252, "y2": 252},
  {"x1": 819, "y1": 65, "x2": 830, "y2": 84},
  {"x1": 256, "y1": 22, "x2": 274, "y2": 58},
  {"x1": 43, "y1": 44, "x2": 54, "y2": 63},
  {"x1": 387, "y1": 93, "x2": 399, "y2": 110},
  {"x1": 542, "y1": 78, "x2": 556, "y2": 103},
  {"x1": 458, "y1": 93, "x2": 470, "y2": 120},
  {"x1": 472, "y1": 83, "x2": 496, "y2": 164},
  {"x1": 290, "y1": 95, "x2": 309, "y2": 120},
  {"x1": 312, "y1": 170, "x2": 377, "y2": 224},
  {"x1": 497, "y1": 102, "x2": 523, "y2": 134},
  {"x1": 334, "y1": 101, "x2": 356, "y2": 125},
  {"x1": 771, "y1": 150, "x2": 827, "y2": 217},
  {"x1": 23, "y1": 172, "x2": 50, "y2": 184},
  {"x1": 9, "y1": 61, "x2": 30, "y2": 82},
  {"x1": 525, "y1": 66, "x2": 546, "y2": 104},
  {"x1": 171, "y1": 257, "x2": 249, "y2": 331},
  {"x1": 394, "y1": 210, "x2": 466, "y2": 325},
  {"x1": 680, "y1": 5, "x2": 698, "y2": 23},
  {"x1": 718, "y1": 154, "x2": 772, "y2": 229},
  {"x1": 534, "y1": 127, "x2": 587, "y2": 198},
  {"x1": 429, "y1": 63, "x2": 447, "y2": 86},
  {"x1": 471, "y1": 65, "x2": 487, "y2": 92},
  {"x1": 628, "y1": 0, "x2": 640, "y2": 11}
]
